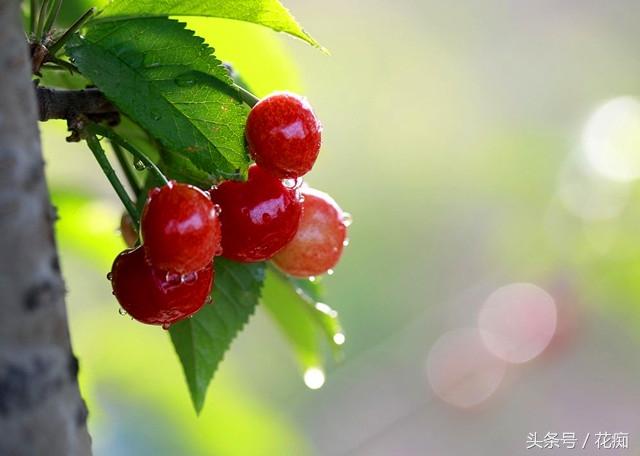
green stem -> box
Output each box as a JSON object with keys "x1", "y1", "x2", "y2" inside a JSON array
[
  {"x1": 90, "y1": 125, "x2": 170, "y2": 186},
  {"x1": 48, "y1": 7, "x2": 95, "y2": 55},
  {"x1": 234, "y1": 84, "x2": 260, "y2": 107},
  {"x1": 42, "y1": 0, "x2": 63, "y2": 37},
  {"x1": 30, "y1": 0, "x2": 37, "y2": 34},
  {"x1": 86, "y1": 135, "x2": 140, "y2": 227},
  {"x1": 46, "y1": 57, "x2": 78, "y2": 73},
  {"x1": 110, "y1": 140, "x2": 141, "y2": 196},
  {"x1": 35, "y1": 0, "x2": 51, "y2": 40}
]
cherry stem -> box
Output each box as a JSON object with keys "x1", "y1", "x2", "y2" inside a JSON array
[
  {"x1": 90, "y1": 125, "x2": 170, "y2": 186},
  {"x1": 234, "y1": 84, "x2": 260, "y2": 107},
  {"x1": 48, "y1": 7, "x2": 95, "y2": 55},
  {"x1": 110, "y1": 140, "x2": 141, "y2": 196},
  {"x1": 86, "y1": 134, "x2": 140, "y2": 228}
]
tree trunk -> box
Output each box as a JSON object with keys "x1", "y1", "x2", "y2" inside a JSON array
[{"x1": 0, "y1": 1, "x2": 92, "y2": 455}]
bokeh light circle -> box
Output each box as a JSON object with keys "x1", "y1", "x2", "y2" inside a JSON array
[
  {"x1": 582, "y1": 96, "x2": 640, "y2": 182},
  {"x1": 478, "y1": 283, "x2": 557, "y2": 364},
  {"x1": 426, "y1": 328, "x2": 507, "y2": 408}
]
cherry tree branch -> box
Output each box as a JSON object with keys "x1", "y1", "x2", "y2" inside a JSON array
[{"x1": 36, "y1": 86, "x2": 118, "y2": 122}]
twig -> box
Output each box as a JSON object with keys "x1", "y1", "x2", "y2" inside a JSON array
[{"x1": 36, "y1": 86, "x2": 118, "y2": 122}]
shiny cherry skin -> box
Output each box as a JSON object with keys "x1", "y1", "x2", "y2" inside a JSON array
[
  {"x1": 272, "y1": 187, "x2": 348, "y2": 277},
  {"x1": 141, "y1": 181, "x2": 222, "y2": 274},
  {"x1": 209, "y1": 164, "x2": 302, "y2": 262},
  {"x1": 245, "y1": 92, "x2": 322, "y2": 179},
  {"x1": 110, "y1": 246, "x2": 213, "y2": 327}
]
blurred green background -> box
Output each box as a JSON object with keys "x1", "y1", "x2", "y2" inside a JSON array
[{"x1": 41, "y1": 0, "x2": 640, "y2": 454}]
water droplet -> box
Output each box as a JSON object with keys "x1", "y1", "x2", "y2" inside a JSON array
[
  {"x1": 343, "y1": 238, "x2": 350, "y2": 247},
  {"x1": 303, "y1": 367, "x2": 325, "y2": 390},
  {"x1": 165, "y1": 271, "x2": 181, "y2": 285},
  {"x1": 333, "y1": 333, "x2": 346, "y2": 345},
  {"x1": 282, "y1": 178, "x2": 302, "y2": 189},
  {"x1": 181, "y1": 272, "x2": 198, "y2": 284},
  {"x1": 315, "y1": 302, "x2": 338, "y2": 318},
  {"x1": 118, "y1": 308, "x2": 127, "y2": 316},
  {"x1": 213, "y1": 204, "x2": 222, "y2": 216},
  {"x1": 134, "y1": 160, "x2": 146, "y2": 171},
  {"x1": 326, "y1": 269, "x2": 334, "y2": 276},
  {"x1": 341, "y1": 212, "x2": 353, "y2": 227},
  {"x1": 162, "y1": 322, "x2": 171, "y2": 330},
  {"x1": 309, "y1": 276, "x2": 316, "y2": 282},
  {"x1": 205, "y1": 295, "x2": 213, "y2": 305},
  {"x1": 106, "y1": 272, "x2": 113, "y2": 281},
  {"x1": 174, "y1": 73, "x2": 196, "y2": 87}
]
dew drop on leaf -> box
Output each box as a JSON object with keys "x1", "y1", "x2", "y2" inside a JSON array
[
  {"x1": 174, "y1": 73, "x2": 196, "y2": 87},
  {"x1": 134, "y1": 160, "x2": 146, "y2": 171}
]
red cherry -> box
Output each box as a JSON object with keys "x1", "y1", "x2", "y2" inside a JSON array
[
  {"x1": 245, "y1": 92, "x2": 322, "y2": 179},
  {"x1": 209, "y1": 165, "x2": 302, "y2": 262},
  {"x1": 141, "y1": 181, "x2": 221, "y2": 274},
  {"x1": 110, "y1": 247, "x2": 213, "y2": 327},
  {"x1": 272, "y1": 187, "x2": 348, "y2": 277}
]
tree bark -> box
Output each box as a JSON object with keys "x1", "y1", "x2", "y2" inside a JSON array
[{"x1": 0, "y1": 1, "x2": 92, "y2": 455}]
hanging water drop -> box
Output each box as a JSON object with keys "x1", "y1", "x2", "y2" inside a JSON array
[
  {"x1": 343, "y1": 238, "x2": 350, "y2": 247},
  {"x1": 341, "y1": 212, "x2": 353, "y2": 227},
  {"x1": 118, "y1": 308, "x2": 127, "y2": 316},
  {"x1": 162, "y1": 322, "x2": 171, "y2": 330},
  {"x1": 333, "y1": 333, "x2": 346, "y2": 345},
  {"x1": 106, "y1": 272, "x2": 113, "y2": 281},
  {"x1": 309, "y1": 276, "x2": 316, "y2": 282},
  {"x1": 327, "y1": 269, "x2": 334, "y2": 276},
  {"x1": 205, "y1": 295, "x2": 213, "y2": 305},
  {"x1": 303, "y1": 367, "x2": 325, "y2": 390}
]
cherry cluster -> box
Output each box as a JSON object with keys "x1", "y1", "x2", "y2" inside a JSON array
[{"x1": 109, "y1": 93, "x2": 350, "y2": 328}]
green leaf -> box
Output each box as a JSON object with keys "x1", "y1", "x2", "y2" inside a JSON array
[
  {"x1": 169, "y1": 258, "x2": 266, "y2": 413},
  {"x1": 261, "y1": 268, "x2": 344, "y2": 379},
  {"x1": 66, "y1": 17, "x2": 251, "y2": 177},
  {"x1": 94, "y1": 0, "x2": 325, "y2": 51}
]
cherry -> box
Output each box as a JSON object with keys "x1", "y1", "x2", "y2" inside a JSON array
[
  {"x1": 141, "y1": 181, "x2": 221, "y2": 274},
  {"x1": 272, "y1": 187, "x2": 348, "y2": 277},
  {"x1": 110, "y1": 246, "x2": 213, "y2": 327},
  {"x1": 245, "y1": 92, "x2": 322, "y2": 179},
  {"x1": 209, "y1": 164, "x2": 302, "y2": 262}
]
